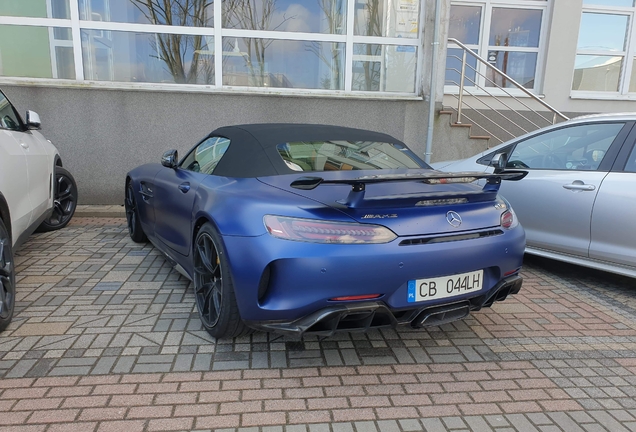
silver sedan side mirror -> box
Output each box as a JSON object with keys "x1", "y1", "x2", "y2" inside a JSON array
[{"x1": 25, "y1": 110, "x2": 41, "y2": 130}]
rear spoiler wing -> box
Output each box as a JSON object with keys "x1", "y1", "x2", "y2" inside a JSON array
[{"x1": 290, "y1": 171, "x2": 528, "y2": 208}]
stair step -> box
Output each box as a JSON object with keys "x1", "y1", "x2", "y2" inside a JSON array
[{"x1": 450, "y1": 123, "x2": 472, "y2": 128}]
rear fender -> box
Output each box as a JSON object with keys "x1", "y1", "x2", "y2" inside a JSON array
[{"x1": 194, "y1": 176, "x2": 355, "y2": 237}]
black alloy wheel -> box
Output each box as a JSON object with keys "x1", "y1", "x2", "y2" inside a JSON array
[
  {"x1": 125, "y1": 183, "x2": 147, "y2": 243},
  {"x1": 193, "y1": 223, "x2": 250, "y2": 338},
  {"x1": 37, "y1": 166, "x2": 78, "y2": 232},
  {"x1": 0, "y1": 219, "x2": 15, "y2": 332}
]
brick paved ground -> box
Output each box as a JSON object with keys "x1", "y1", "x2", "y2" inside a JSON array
[{"x1": 1, "y1": 217, "x2": 636, "y2": 431}]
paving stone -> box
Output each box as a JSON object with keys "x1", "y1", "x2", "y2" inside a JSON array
[{"x1": 3, "y1": 218, "x2": 636, "y2": 431}]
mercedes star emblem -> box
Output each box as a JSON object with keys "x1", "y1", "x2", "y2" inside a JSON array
[{"x1": 446, "y1": 211, "x2": 462, "y2": 228}]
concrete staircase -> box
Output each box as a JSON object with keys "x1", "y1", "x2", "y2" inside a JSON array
[{"x1": 431, "y1": 108, "x2": 492, "y2": 163}]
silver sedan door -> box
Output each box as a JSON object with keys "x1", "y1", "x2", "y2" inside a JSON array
[
  {"x1": 589, "y1": 141, "x2": 636, "y2": 268},
  {"x1": 498, "y1": 122, "x2": 629, "y2": 257}
]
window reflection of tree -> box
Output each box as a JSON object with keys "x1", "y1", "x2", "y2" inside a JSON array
[
  {"x1": 222, "y1": 0, "x2": 295, "y2": 87},
  {"x1": 130, "y1": 0, "x2": 214, "y2": 84},
  {"x1": 353, "y1": 44, "x2": 381, "y2": 91},
  {"x1": 306, "y1": 0, "x2": 344, "y2": 89},
  {"x1": 355, "y1": 0, "x2": 383, "y2": 91}
]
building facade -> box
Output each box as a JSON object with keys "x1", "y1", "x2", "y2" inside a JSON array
[
  {"x1": 445, "y1": 0, "x2": 636, "y2": 114},
  {"x1": 1, "y1": 0, "x2": 635, "y2": 203}
]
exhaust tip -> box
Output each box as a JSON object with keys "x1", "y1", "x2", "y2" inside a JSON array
[{"x1": 414, "y1": 303, "x2": 470, "y2": 328}]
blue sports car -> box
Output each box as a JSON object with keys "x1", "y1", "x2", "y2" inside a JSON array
[{"x1": 125, "y1": 124, "x2": 526, "y2": 338}]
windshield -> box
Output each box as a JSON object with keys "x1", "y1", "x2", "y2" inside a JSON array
[{"x1": 277, "y1": 140, "x2": 426, "y2": 172}]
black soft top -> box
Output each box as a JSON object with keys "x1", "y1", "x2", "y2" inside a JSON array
[{"x1": 208, "y1": 123, "x2": 407, "y2": 178}]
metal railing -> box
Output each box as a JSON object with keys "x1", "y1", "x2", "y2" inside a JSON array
[{"x1": 445, "y1": 38, "x2": 569, "y2": 144}]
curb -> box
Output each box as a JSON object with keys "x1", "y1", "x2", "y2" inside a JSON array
[{"x1": 74, "y1": 205, "x2": 126, "y2": 218}]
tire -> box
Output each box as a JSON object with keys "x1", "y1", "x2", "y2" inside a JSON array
[
  {"x1": 124, "y1": 182, "x2": 147, "y2": 243},
  {"x1": 37, "y1": 166, "x2": 78, "y2": 232},
  {"x1": 0, "y1": 218, "x2": 15, "y2": 332},
  {"x1": 193, "y1": 223, "x2": 251, "y2": 339}
]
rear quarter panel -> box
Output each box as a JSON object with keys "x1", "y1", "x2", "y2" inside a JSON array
[{"x1": 195, "y1": 176, "x2": 356, "y2": 237}]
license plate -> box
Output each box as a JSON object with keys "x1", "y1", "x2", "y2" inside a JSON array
[{"x1": 407, "y1": 270, "x2": 483, "y2": 303}]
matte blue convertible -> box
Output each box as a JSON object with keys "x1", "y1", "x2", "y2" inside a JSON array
[{"x1": 125, "y1": 124, "x2": 526, "y2": 338}]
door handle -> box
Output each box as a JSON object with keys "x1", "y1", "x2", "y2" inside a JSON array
[
  {"x1": 563, "y1": 181, "x2": 595, "y2": 191},
  {"x1": 20, "y1": 142, "x2": 28, "y2": 149},
  {"x1": 178, "y1": 182, "x2": 191, "y2": 193}
]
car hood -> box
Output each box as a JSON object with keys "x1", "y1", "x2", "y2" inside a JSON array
[{"x1": 258, "y1": 169, "x2": 507, "y2": 237}]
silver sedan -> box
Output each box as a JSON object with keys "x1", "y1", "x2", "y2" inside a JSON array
[{"x1": 433, "y1": 113, "x2": 636, "y2": 278}]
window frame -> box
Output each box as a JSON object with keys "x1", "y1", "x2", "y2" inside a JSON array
[
  {"x1": 445, "y1": 0, "x2": 550, "y2": 96},
  {"x1": 0, "y1": 0, "x2": 424, "y2": 97},
  {"x1": 572, "y1": 2, "x2": 636, "y2": 99}
]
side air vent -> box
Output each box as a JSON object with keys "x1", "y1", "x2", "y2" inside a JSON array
[{"x1": 399, "y1": 229, "x2": 504, "y2": 246}]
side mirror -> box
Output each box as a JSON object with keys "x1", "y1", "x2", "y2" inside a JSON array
[
  {"x1": 161, "y1": 149, "x2": 178, "y2": 168},
  {"x1": 490, "y1": 153, "x2": 507, "y2": 174},
  {"x1": 25, "y1": 110, "x2": 41, "y2": 130}
]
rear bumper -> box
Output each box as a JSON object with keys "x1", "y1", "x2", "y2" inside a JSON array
[
  {"x1": 223, "y1": 224, "x2": 525, "y2": 324},
  {"x1": 245, "y1": 274, "x2": 522, "y2": 337}
]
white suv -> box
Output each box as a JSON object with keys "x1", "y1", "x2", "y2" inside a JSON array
[{"x1": 0, "y1": 88, "x2": 77, "y2": 331}]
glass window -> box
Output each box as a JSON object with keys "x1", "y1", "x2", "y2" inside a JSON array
[
  {"x1": 0, "y1": 0, "x2": 421, "y2": 95},
  {"x1": 486, "y1": 51, "x2": 538, "y2": 89},
  {"x1": 0, "y1": 25, "x2": 75, "y2": 79},
  {"x1": 79, "y1": 0, "x2": 213, "y2": 26},
  {"x1": 449, "y1": 5, "x2": 481, "y2": 45},
  {"x1": 447, "y1": 5, "x2": 481, "y2": 88},
  {"x1": 0, "y1": 91, "x2": 22, "y2": 131},
  {"x1": 277, "y1": 140, "x2": 423, "y2": 172},
  {"x1": 181, "y1": 137, "x2": 230, "y2": 174},
  {"x1": 446, "y1": 2, "x2": 547, "y2": 92},
  {"x1": 352, "y1": 44, "x2": 417, "y2": 92},
  {"x1": 578, "y1": 13, "x2": 628, "y2": 52},
  {"x1": 354, "y1": 0, "x2": 419, "y2": 39},
  {"x1": 583, "y1": 0, "x2": 634, "y2": 6},
  {"x1": 573, "y1": 55, "x2": 622, "y2": 91},
  {"x1": 574, "y1": 6, "x2": 636, "y2": 95},
  {"x1": 489, "y1": 8, "x2": 542, "y2": 48},
  {"x1": 0, "y1": 0, "x2": 70, "y2": 19},
  {"x1": 223, "y1": 0, "x2": 346, "y2": 34},
  {"x1": 445, "y1": 48, "x2": 478, "y2": 87},
  {"x1": 82, "y1": 30, "x2": 214, "y2": 84},
  {"x1": 629, "y1": 58, "x2": 636, "y2": 91},
  {"x1": 507, "y1": 123, "x2": 624, "y2": 170},
  {"x1": 625, "y1": 145, "x2": 636, "y2": 172},
  {"x1": 222, "y1": 38, "x2": 344, "y2": 89}
]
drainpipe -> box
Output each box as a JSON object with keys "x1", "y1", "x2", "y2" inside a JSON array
[{"x1": 424, "y1": 0, "x2": 442, "y2": 164}]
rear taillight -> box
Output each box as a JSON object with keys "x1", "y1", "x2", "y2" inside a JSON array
[
  {"x1": 500, "y1": 209, "x2": 518, "y2": 229},
  {"x1": 263, "y1": 215, "x2": 397, "y2": 244}
]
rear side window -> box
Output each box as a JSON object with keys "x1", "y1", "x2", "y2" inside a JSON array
[
  {"x1": 0, "y1": 91, "x2": 22, "y2": 131},
  {"x1": 625, "y1": 145, "x2": 636, "y2": 173},
  {"x1": 276, "y1": 140, "x2": 425, "y2": 172}
]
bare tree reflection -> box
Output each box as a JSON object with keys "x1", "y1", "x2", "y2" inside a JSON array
[
  {"x1": 130, "y1": 0, "x2": 214, "y2": 84},
  {"x1": 306, "y1": 0, "x2": 344, "y2": 89},
  {"x1": 353, "y1": 0, "x2": 383, "y2": 91},
  {"x1": 223, "y1": 0, "x2": 294, "y2": 86}
]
